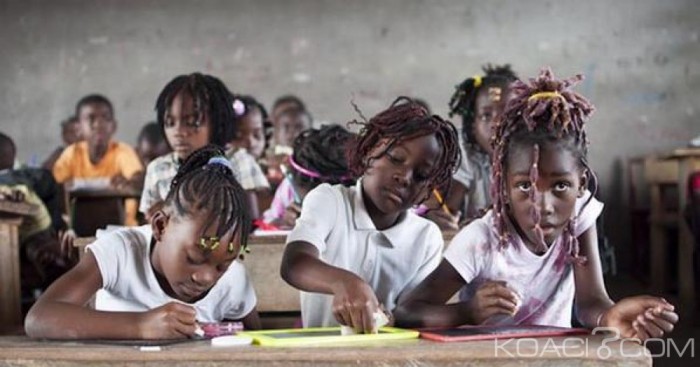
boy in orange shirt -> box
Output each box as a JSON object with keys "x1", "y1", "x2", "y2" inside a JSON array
[{"x1": 53, "y1": 94, "x2": 143, "y2": 225}]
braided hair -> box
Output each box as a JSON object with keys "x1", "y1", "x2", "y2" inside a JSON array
[
  {"x1": 346, "y1": 97, "x2": 461, "y2": 193},
  {"x1": 155, "y1": 73, "x2": 236, "y2": 148},
  {"x1": 290, "y1": 125, "x2": 356, "y2": 191},
  {"x1": 165, "y1": 145, "x2": 251, "y2": 254},
  {"x1": 448, "y1": 64, "x2": 518, "y2": 153},
  {"x1": 491, "y1": 67, "x2": 596, "y2": 264}
]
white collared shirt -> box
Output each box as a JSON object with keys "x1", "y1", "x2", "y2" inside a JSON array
[
  {"x1": 88, "y1": 225, "x2": 257, "y2": 322},
  {"x1": 286, "y1": 179, "x2": 444, "y2": 327}
]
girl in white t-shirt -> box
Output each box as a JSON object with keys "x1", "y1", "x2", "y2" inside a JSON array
[
  {"x1": 281, "y1": 97, "x2": 461, "y2": 333},
  {"x1": 395, "y1": 68, "x2": 678, "y2": 342},
  {"x1": 26, "y1": 145, "x2": 260, "y2": 340}
]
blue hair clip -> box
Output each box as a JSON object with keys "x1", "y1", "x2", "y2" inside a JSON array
[{"x1": 207, "y1": 156, "x2": 234, "y2": 173}]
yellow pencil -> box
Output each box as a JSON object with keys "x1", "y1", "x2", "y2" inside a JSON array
[{"x1": 432, "y1": 189, "x2": 452, "y2": 216}]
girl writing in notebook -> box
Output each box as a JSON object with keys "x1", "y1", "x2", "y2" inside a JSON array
[
  {"x1": 395, "y1": 69, "x2": 678, "y2": 341},
  {"x1": 281, "y1": 98, "x2": 460, "y2": 333},
  {"x1": 26, "y1": 146, "x2": 260, "y2": 339}
]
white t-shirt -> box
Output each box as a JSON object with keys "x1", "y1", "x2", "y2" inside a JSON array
[
  {"x1": 443, "y1": 192, "x2": 603, "y2": 327},
  {"x1": 286, "y1": 180, "x2": 444, "y2": 327},
  {"x1": 87, "y1": 225, "x2": 257, "y2": 322}
]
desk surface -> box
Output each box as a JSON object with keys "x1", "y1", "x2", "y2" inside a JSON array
[
  {"x1": 70, "y1": 188, "x2": 141, "y2": 199},
  {"x1": 0, "y1": 335, "x2": 650, "y2": 367},
  {"x1": 0, "y1": 200, "x2": 36, "y2": 217}
]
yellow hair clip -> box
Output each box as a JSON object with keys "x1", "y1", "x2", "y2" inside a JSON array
[
  {"x1": 473, "y1": 75, "x2": 482, "y2": 88},
  {"x1": 199, "y1": 236, "x2": 220, "y2": 251},
  {"x1": 528, "y1": 91, "x2": 564, "y2": 102}
]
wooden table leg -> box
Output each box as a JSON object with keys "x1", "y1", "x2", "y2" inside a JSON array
[
  {"x1": 650, "y1": 184, "x2": 668, "y2": 293},
  {"x1": 0, "y1": 218, "x2": 23, "y2": 333}
]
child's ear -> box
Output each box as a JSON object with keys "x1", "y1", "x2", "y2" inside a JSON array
[
  {"x1": 150, "y1": 210, "x2": 170, "y2": 242},
  {"x1": 577, "y1": 170, "x2": 588, "y2": 198}
]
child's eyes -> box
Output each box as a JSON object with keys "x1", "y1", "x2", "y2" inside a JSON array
[
  {"x1": 516, "y1": 181, "x2": 532, "y2": 192},
  {"x1": 186, "y1": 254, "x2": 205, "y2": 266},
  {"x1": 553, "y1": 182, "x2": 572, "y2": 192},
  {"x1": 386, "y1": 153, "x2": 404, "y2": 164}
]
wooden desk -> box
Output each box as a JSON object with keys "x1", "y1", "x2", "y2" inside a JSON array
[
  {"x1": 69, "y1": 189, "x2": 140, "y2": 237},
  {"x1": 0, "y1": 200, "x2": 36, "y2": 333},
  {"x1": 0, "y1": 334, "x2": 651, "y2": 366},
  {"x1": 645, "y1": 148, "x2": 700, "y2": 318}
]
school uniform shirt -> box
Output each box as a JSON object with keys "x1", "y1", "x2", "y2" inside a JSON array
[
  {"x1": 452, "y1": 143, "x2": 492, "y2": 220},
  {"x1": 286, "y1": 180, "x2": 444, "y2": 327},
  {"x1": 443, "y1": 191, "x2": 604, "y2": 327},
  {"x1": 53, "y1": 140, "x2": 143, "y2": 226},
  {"x1": 87, "y1": 225, "x2": 257, "y2": 322},
  {"x1": 139, "y1": 149, "x2": 269, "y2": 214}
]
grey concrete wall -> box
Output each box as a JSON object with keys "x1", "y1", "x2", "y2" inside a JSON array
[{"x1": 1, "y1": 0, "x2": 699, "y2": 269}]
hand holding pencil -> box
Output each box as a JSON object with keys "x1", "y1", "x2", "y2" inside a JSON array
[{"x1": 425, "y1": 189, "x2": 461, "y2": 231}]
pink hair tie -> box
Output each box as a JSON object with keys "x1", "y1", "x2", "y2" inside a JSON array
[
  {"x1": 288, "y1": 156, "x2": 353, "y2": 181},
  {"x1": 232, "y1": 99, "x2": 246, "y2": 116}
]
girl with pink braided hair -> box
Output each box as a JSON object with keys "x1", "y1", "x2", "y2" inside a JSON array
[{"x1": 395, "y1": 68, "x2": 678, "y2": 342}]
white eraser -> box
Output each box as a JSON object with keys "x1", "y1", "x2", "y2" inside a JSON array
[
  {"x1": 194, "y1": 326, "x2": 204, "y2": 337},
  {"x1": 139, "y1": 346, "x2": 162, "y2": 352},
  {"x1": 340, "y1": 311, "x2": 390, "y2": 335},
  {"x1": 211, "y1": 335, "x2": 253, "y2": 347}
]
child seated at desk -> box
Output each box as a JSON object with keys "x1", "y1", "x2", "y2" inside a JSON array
[
  {"x1": 25, "y1": 146, "x2": 260, "y2": 340},
  {"x1": 394, "y1": 68, "x2": 678, "y2": 342},
  {"x1": 140, "y1": 73, "x2": 269, "y2": 221},
  {"x1": 424, "y1": 64, "x2": 518, "y2": 231},
  {"x1": 261, "y1": 125, "x2": 356, "y2": 229},
  {"x1": 52, "y1": 94, "x2": 144, "y2": 226},
  {"x1": 0, "y1": 132, "x2": 73, "y2": 289},
  {"x1": 281, "y1": 98, "x2": 460, "y2": 333}
]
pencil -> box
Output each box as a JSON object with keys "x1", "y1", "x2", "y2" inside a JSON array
[{"x1": 432, "y1": 189, "x2": 452, "y2": 216}]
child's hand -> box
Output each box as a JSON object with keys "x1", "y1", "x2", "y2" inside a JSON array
[
  {"x1": 110, "y1": 174, "x2": 130, "y2": 190},
  {"x1": 331, "y1": 275, "x2": 381, "y2": 334},
  {"x1": 281, "y1": 202, "x2": 302, "y2": 229},
  {"x1": 58, "y1": 229, "x2": 77, "y2": 261},
  {"x1": 0, "y1": 188, "x2": 26, "y2": 202},
  {"x1": 601, "y1": 296, "x2": 677, "y2": 341},
  {"x1": 138, "y1": 302, "x2": 197, "y2": 339},
  {"x1": 467, "y1": 280, "x2": 521, "y2": 325},
  {"x1": 425, "y1": 209, "x2": 461, "y2": 231}
]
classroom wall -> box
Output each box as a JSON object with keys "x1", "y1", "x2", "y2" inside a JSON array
[{"x1": 1, "y1": 0, "x2": 699, "y2": 271}]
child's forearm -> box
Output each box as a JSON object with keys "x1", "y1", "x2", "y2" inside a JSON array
[
  {"x1": 25, "y1": 301, "x2": 143, "y2": 339},
  {"x1": 241, "y1": 309, "x2": 262, "y2": 330},
  {"x1": 394, "y1": 301, "x2": 473, "y2": 328},
  {"x1": 281, "y1": 242, "x2": 361, "y2": 295},
  {"x1": 576, "y1": 297, "x2": 615, "y2": 328}
]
